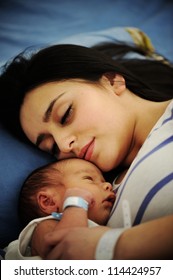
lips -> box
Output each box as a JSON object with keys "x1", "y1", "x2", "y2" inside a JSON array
[
  {"x1": 103, "y1": 193, "x2": 116, "y2": 207},
  {"x1": 79, "y1": 139, "x2": 95, "y2": 161}
]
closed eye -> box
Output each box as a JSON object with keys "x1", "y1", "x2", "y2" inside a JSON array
[
  {"x1": 83, "y1": 176, "x2": 93, "y2": 181},
  {"x1": 61, "y1": 105, "x2": 73, "y2": 124},
  {"x1": 51, "y1": 143, "x2": 60, "y2": 158}
]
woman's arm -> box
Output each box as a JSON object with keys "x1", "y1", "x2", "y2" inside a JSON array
[
  {"x1": 114, "y1": 214, "x2": 173, "y2": 259},
  {"x1": 31, "y1": 207, "x2": 88, "y2": 258},
  {"x1": 43, "y1": 215, "x2": 173, "y2": 260}
]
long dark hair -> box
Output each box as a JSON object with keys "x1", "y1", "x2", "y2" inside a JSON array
[{"x1": 0, "y1": 43, "x2": 173, "y2": 140}]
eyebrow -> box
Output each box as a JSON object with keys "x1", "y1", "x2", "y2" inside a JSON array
[
  {"x1": 43, "y1": 92, "x2": 66, "y2": 122},
  {"x1": 74, "y1": 169, "x2": 96, "y2": 176},
  {"x1": 36, "y1": 92, "x2": 66, "y2": 147}
]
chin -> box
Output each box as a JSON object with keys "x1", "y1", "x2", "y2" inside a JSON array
[
  {"x1": 99, "y1": 163, "x2": 114, "y2": 173},
  {"x1": 98, "y1": 215, "x2": 110, "y2": 226}
]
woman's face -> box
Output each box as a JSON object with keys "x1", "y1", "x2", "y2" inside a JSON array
[{"x1": 20, "y1": 77, "x2": 135, "y2": 171}]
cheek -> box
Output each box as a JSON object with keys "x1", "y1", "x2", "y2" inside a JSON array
[
  {"x1": 77, "y1": 94, "x2": 105, "y2": 122},
  {"x1": 75, "y1": 107, "x2": 104, "y2": 132},
  {"x1": 57, "y1": 190, "x2": 66, "y2": 211},
  {"x1": 91, "y1": 191, "x2": 102, "y2": 207},
  {"x1": 79, "y1": 108, "x2": 97, "y2": 122}
]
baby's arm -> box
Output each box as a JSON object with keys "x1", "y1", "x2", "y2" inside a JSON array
[
  {"x1": 31, "y1": 188, "x2": 94, "y2": 258},
  {"x1": 54, "y1": 188, "x2": 94, "y2": 229},
  {"x1": 31, "y1": 209, "x2": 88, "y2": 258}
]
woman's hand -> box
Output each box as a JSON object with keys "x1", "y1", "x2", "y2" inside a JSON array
[
  {"x1": 41, "y1": 215, "x2": 173, "y2": 260},
  {"x1": 43, "y1": 226, "x2": 110, "y2": 260}
]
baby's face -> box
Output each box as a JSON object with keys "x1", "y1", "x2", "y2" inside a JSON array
[{"x1": 54, "y1": 159, "x2": 116, "y2": 225}]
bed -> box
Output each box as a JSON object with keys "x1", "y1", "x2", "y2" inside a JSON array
[{"x1": 0, "y1": 0, "x2": 173, "y2": 255}]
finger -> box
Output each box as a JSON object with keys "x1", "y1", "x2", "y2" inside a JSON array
[
  {"x1": 42, "y1": 229, "x2": 67, "y2": 257},
  {"x1": 46, "y1": 242, "x2": 64, "y2": 260},
  {"x1": 44, "y1": 228, "x2": 68, "y2": 246}
]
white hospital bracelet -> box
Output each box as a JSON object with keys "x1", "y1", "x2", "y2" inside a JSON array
[
  {"x1": 95, "y1": 228, "x2": 125, "y2": 260},
  {"x1": 63, "y1": 196, "x2": 89, "y2": 211}
]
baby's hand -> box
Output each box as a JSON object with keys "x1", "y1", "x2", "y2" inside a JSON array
[
  {"x1": 53, "y1": 188, "x2": 94, "y2": 231},
  {"x1": 64, "y1": 188, "x2": 94, "y2": 205}
]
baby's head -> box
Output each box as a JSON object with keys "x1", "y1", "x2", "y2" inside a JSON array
[{"x1": 19, "y1": 158, "x2": 115, "y2": 226}]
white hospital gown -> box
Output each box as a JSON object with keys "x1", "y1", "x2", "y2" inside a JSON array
[{"x1": 108, "y1": 100, "x2": 173, "y2": 228}]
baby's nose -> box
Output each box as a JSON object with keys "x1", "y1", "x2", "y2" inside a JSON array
[{"x1": 103, "y1": 182, "x2": 112, "y2": 191}]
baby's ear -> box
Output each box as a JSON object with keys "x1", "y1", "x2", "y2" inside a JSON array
[
  {"x1": 37, "y1": 191, "x2": 59, "y2": 215},
  {"x1": 103, "y1": 72, "x2": 126, "y2": 95}
]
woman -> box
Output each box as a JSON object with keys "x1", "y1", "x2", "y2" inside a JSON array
[{"x1": 0, "y1": 43, "x2": 173, "y2": 259}]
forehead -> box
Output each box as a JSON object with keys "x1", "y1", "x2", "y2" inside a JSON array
[
  {"x1": 25, "y1": 79, "x2": 91, "y2": 100},
  {"x1": 56, "y1": 159, "x2": 102, "y2": 176},
  {"x1": 23, "y1": 78, "x2": 99, "y2": 107},
  {"x1": 20, "y1": 80, "x2": 89, "y2": 124},
  {"x1": 22, "y1": 82, "x2": 63, "y2": 114}
]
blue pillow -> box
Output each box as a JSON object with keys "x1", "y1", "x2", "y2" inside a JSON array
[
  {"x1": 56, "y1": 27, "x2": 134, "y2": 47},
  {"x1": 0, "y1": 125, "x2": 54, "y2": 248}
]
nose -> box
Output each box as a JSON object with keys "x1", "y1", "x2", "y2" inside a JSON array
[
  {"x1": 53, "y1": 132, "x2": 77, "y2": 155},
  {"x1": 102, "y1": 182, "x2": 113, "y2": 191}
]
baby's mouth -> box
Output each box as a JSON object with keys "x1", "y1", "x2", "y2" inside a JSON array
[{"x1": 103, "y1": 193, "x2": 116, "y2": 206}]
